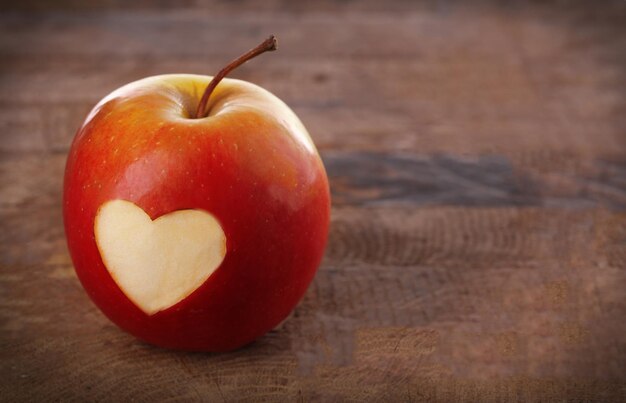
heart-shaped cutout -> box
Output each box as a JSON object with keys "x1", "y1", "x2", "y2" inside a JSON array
[{"x1": 94, "y1": 200, "x2": 226, "y2": 315}]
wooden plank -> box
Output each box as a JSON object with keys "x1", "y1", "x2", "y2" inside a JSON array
[
  {"x1": 0, "y1": 59, "x2": 623, "y2": 155},
  {"x1": 1, "y1": 153, "x2": 624, "y2": 399},
  {"x1": 0, "y1": 0, "x2": 433, "y2": 13},
  {"x1": 1, "y1": 0, "x2": 625, "y2": 401},
  {"x1": 1, "y1": 151, "x2": 624, "y2": 213},
  {"x1": 1, "y1": 201, "x2": 624, "y2": 399},
  {"x1": 324, "y1": 152, "x2": 626, "y2": 209},
  {"x1": 1, "y1": 4, "x2": 624, "y2": 155}
]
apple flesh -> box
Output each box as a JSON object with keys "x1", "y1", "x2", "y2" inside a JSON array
[
  {"x1": 63, "y1": 74, "x2": 330, "y2": 351},
  {"x1": 95, "y1": 199, "x2": 227, "y2": 316}
]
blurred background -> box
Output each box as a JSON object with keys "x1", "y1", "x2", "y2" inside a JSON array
[{"x1": 1, "y1": 1, "x2": 625, "y2": 401}]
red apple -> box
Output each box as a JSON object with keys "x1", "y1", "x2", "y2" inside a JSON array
[{"x1": 63, "y1": 36, "x2": 330, "y2": 351}]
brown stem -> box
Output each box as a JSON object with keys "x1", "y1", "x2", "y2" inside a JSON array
[{"x1": 194, "y1": 35, "x2": 277, "y2": 119}]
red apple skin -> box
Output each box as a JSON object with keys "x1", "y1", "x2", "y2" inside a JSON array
[{"x1": 63, "y1": 75, "x2": 330, "y2": 351}]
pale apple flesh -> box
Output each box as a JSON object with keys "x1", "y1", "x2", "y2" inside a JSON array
[
  {"x1": 95, "y1": 199, "x2": 226, "y2": 315},
  {"x1": 64, "y1": 74, "x2": 331, "y2": 351}
]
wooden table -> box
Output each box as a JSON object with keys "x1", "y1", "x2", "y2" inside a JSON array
[{"x1": 1, "y1": 1, "x2": 624, "y2": 401}]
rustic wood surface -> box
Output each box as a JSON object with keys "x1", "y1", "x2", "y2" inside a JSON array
[{"x1": 1, "y1": 1, "x2": 625, "y2": 401}]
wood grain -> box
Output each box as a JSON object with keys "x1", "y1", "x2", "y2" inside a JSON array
[{"x1": 1, "y1": 1, "x2": 625, "y2": 401}]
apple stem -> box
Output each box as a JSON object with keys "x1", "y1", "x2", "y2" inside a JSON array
[{"x1": 194, "y1": 35, "x2": 277, "y2": 119}]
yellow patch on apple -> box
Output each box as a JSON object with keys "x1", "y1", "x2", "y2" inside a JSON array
[{"x1": 94, "y1": 200, "x2": 226, "y2": 315}]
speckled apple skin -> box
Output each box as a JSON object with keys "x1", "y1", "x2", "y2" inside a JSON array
[{"x1": 63, "y1": 75, "x2": 330, "y2": 351}]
